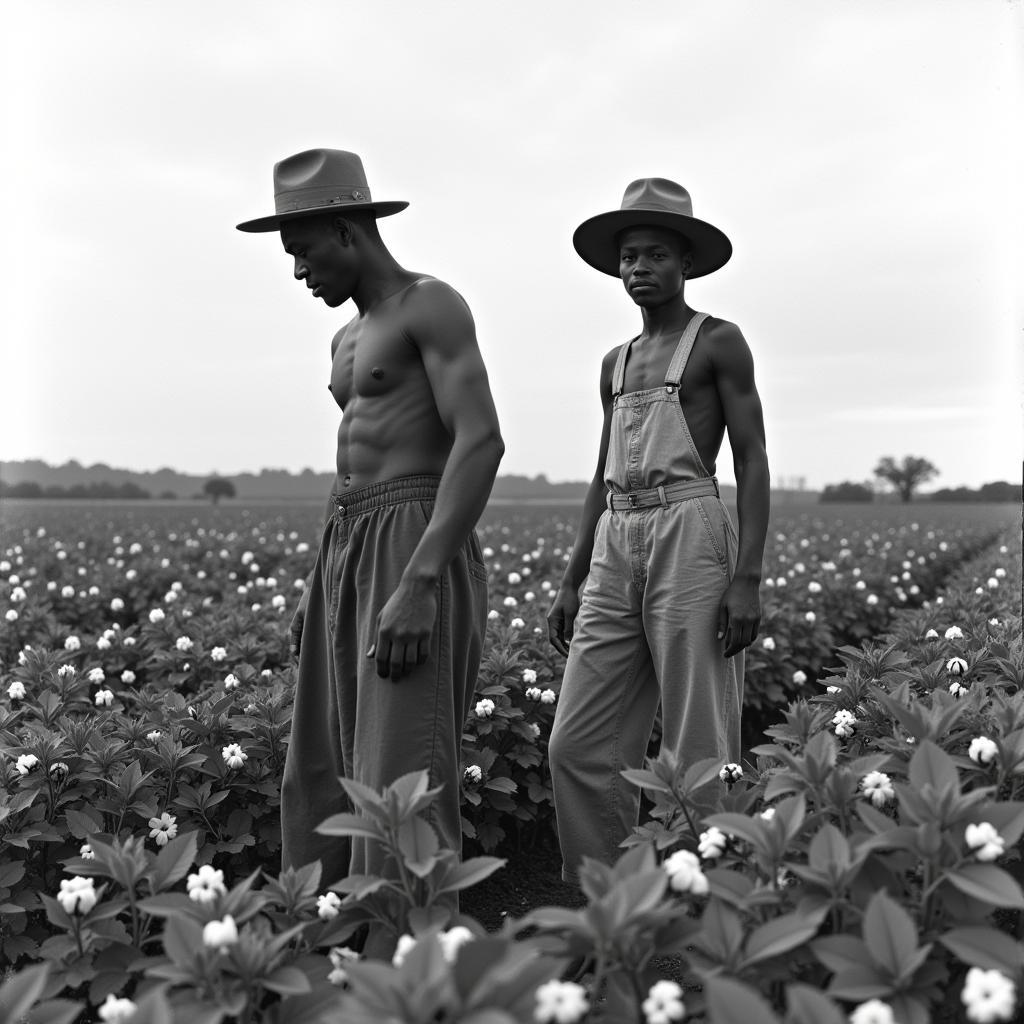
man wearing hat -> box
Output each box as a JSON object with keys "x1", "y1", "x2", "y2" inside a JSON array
[
  {"x1": 546, "y1": 178, "x2": 769, "y2": 881},
  {"x1": 238, "y1": 149, "x2": 504, "y2": 936}
]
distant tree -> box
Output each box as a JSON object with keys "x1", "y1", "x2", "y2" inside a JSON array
[
  {"x1": 158, "y1": 490, "x2": 178, "y2": 501},
  {"x1": 931, "y1": 486, "x2": 975, "y2": 502},
  {"x1": 873, "y1": 455, "x2": 939, "y2": 503},
  {"x1": 820, "y1": 481, "x2": 875, "y2": 503},
  {"x1": 203, "y1": 477, "x2": 236, "y2": 504},
  {"x1": 978, "y1": 481, "x2": 1021, "y2": 503}
]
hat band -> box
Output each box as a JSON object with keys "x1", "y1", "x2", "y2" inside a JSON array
[{"x1": 275, "y1": 184, "x2": 373, "y2": 214}]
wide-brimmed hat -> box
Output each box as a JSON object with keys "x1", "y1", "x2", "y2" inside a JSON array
[
  {"x1": 236, "y1": 148, "x2": 408, "y2": 233},
  {"x1": 573, "y1": 178, "x2": 731, "y2": 278}
]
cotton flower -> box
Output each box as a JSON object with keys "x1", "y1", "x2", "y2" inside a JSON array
[
  {"x1": 526, "y1": 686, "x2": 542, "y2": 700},
  {"x1": 210, "y1": 646, "x2": 227, "y2": 662},
  {"x1": 16, "y1": 753, "x2": 39, "y2": 775},
  {"x1": 719, "y1": 762, "x2": 743, "y2": 785},
  {"x1": 510, "y1": 616, "x2": 525, "y2": 628},
  {"x1": 663, "y1": 849, "x2": 709, "y2": 895},
  {"x1": 860, "y1": 771, "x2": 895, "y2": 808},
  {"x1": 148, "y1": 608, "x2": 165, "y2": 624},
  {"x1": 97, "y1": 994, "x2": 137, "y2": 1023},
  {"x1": 7, "y1": 681, "x2": 25, "y2": 700},
  {"x1": 761, "y1": 636, "x2": 776, "y2": 651},
  {"x1": 966, "y1": 822, "x2": 1005, "y2": 862},
  {"x1": 832, "y1": 709, "x2": 857, "y2": 739},
  {"x1": 539, "y1": 688, "x2": 556, "y2": 705},
  {"x1": 327, "y1": 945, "x2": 360, "y2": 986},
  {"x1": 392, "y1": 933, "x2": 418, "y2": 967},
  {"x1": 147, "y1": 730, "x2": 162, "y2": 743},
  {"x1": 522, "y1": 668, "x2": 538, "y2": 684},
  {"x1": 96, "y1": 636, "x2": 111, "y2": 651},
  {"x1": 528, "y1": 722, "x2": 541, "y2": 739},
  {"x1": 925, "y1": 628, "x2": 939, "y2": 639},
  {"x1": 804, "y1": 610, "x2": 816, "y2": 623},
  {"x1": 175, "y1": 636, "x2": 193, "y2": 653},
  {"x1": 61, "y1": 585, "x2": 76, "y2": 598},
  {"x1": 64, "y1": 635, "x2": 82, "y2": 651},
  {"x1": 866, "y1": 594, "x2": 879, "y2": 606},
  {"x1": 642, "y1": 979, "x2": 686, "y2": 1024},
  {"x1": 224, "y1": 674, "x2": 240, "y2": 691},
  {"x1": 759, "y1": 807, "x2": 776, "y2": 822},
  {"x1": 57, "y1": 664, "x2": 76, "y2": 679},
  {"x1": 849, "y1": 999, "x2": 896, "y2": 1024},
  {"x1": 698, "y1": 826, "x2": 727, "y2": 860},
  {"x1": 946, "y1": 657, "x2": 968, "y2": 675},
  {"x1": 475, "y1": 699, "x2": 496, "y2": 718},
  {"x1": 969, "y1": 737, "x2": 999, "y2": 766},
  {"x1": 507, "y1": 572, "x2": 522, "y2": 585},
  {"x1": 272, "y1": 594, "x2": 286, "y2": 610},
  {"x1": 503, "y1": 596, "x2": 518, "y2": 608},
  {"x1": 94, "y1": 689, "x2": 114, "y2": 707},
  {"x1": 203, "y1": 915, "x2": 239, "y2": 951},
  {"x1": 534, "y1": 979, "x2": 590, "y2": 1024},
  {"x1": 109, "y1": 597, "x2": 125, "y2": 612},
  {"x1": 317, "y1": 891, "x2": 342, "y2": 920},
  {"x1": 945, "y1": 625, "x2": 964, "y2": 640},
  {"x1": 88, "y1": 667, "x2": 105, "y2": 684},
  {"x1": 949, "y1": 681, "x2": 969, "y2": 698},
  {"x1": 50, "y1": 762, "x2": 69, "y2": 786},
  {"x1": 792, "y1": 670, "x2": 807, "y2": 685},
  {"x1": 962, "y1": 967, "x2": 1016, "y2": 1023},
  {"x1": 464, "y1": 765, "x2": 483, "y2": 784},
  {"x1": 222, "y1": 743, "x2": 248, "y2": 770},
  {"x1": 57, "y1": 876, "x2": 98, "y2": 915},
  {"x1": 439, "y1": 925, "x2": 474, "y2": 962},
  {"x1": 187, "y1": 864, "x2": 226, "y2": 905},
  {"x1": 148, "y1": 812, "x2": 178, "y2": 847},
  {"x1": 80, "y1": 843, "x2": 94, "y2": 859}
]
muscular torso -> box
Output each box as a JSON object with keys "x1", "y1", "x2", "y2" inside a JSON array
[
  {"x1": 328, "y1": 277, "x2": 452, "y2": 491},
  {"x1": 616, "y1": 316, "x2": 728, "y2": 475}
]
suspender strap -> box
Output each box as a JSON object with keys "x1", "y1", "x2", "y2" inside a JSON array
[
  {"x1": 664, "y1": 311, "x2": 710, "y2": 389},
  {"x1": 611, "y1": 337, "x2": 636, "y2": 398}
]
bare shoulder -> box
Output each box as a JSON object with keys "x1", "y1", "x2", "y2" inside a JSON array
[
  {"x1": 701, "y1": 316, "x2": 754, "y2": 368},
  {"x1": 330, "y1": 317, "x2": 356, "y2": 359},
  {"x1": 395, "y1": 277, "x2": 477, "y2": 351}
]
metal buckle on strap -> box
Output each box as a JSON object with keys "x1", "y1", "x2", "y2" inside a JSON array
[{"x1": 627, "y1": 493, "x2": 638, "y2": 508}]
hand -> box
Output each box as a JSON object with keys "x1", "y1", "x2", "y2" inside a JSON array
[
  {"x1": 716, "y1": 577, "x2": 761, "y2": 659},
  {"x1": 289, "y1": 586, "x2": 311, "y2": 659},
  {"x1": 546, "y1": 585, "x2": 581, "y2": 657},
  {"x1": 369, "y1": 578, "x2": 438, "y2": 681}
]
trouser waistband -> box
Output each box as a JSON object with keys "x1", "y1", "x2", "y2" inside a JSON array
[
  {"x1": 331, "y1": 475, "x2": 442, "y2": 517},
  {"x1": 606, "y1": 476, "x2": 719, "y2": 511}
]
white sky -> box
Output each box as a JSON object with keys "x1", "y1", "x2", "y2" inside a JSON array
[{"x1": 2, "y1": 0, "x2": 1021, "y2": 490}]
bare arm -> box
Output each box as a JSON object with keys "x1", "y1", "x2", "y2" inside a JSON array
[
  {"x1": 708, "y1": 319, "x2": 770, "y2": 657},
  {"x1": 547, "y1": 347, "x2": 617, "y2": 655},
  {"x1": 372, "y1": 281, "x2": 504, "y2": 679}
]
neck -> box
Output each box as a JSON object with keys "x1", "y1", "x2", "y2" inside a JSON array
[
  {"x1": 639, "y1": 295, "x2": 694, "y2": 338},
  {"x1": 350, "y1": 243, "x2": 410, "y2": 316}
]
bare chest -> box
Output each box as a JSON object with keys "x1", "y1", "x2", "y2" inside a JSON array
[
  {"x1": 328, "y1": 319, "x2": 421, "y2": 409},
  {"x1": 620, "y1": 334, "x2": 711, "y2": 399}
]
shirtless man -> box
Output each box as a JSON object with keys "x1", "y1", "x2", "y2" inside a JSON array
[
  {"x1": 546, "y1": 178, "x2": 769, "y2": 881},
  {"x1": 237, "y1": 149, "x2": 503, "y2": 919}
]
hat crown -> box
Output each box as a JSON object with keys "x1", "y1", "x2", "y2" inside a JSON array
[
  {"x1": 620, "y1": 178, "x2": 694, "y2": 218},
  {"x1": 274, "y1": 149, "x2": 369, "y2": 195}
]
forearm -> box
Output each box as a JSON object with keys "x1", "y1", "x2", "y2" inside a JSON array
[
  {"x1": 733, "y1": 450, "x2": 770, "y2": 581},
  {"x1": 560, "y1": 473, "x2": 608, "y2": 592},
  {"x1": 402, "y1": 430, "x2": 504, "y2": 583}
]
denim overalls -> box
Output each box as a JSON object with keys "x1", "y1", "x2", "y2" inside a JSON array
[{"x1": 548, "y1": 311, "x2": 744, "y2": 881}]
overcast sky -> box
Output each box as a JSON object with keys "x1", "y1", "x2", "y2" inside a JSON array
[{"x1": 2, "y1": 0, "x2": 1021, "y2": 490}]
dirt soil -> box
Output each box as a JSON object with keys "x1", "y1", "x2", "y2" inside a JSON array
[{"x1": 460, "y1": 834, "x2": 585, "y2": 931}]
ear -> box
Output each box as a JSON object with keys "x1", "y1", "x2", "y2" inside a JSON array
[
  {"x1": 331, "y1": 216, "x2": 356, "y2": 246},
  {"x1": 681, "y1": 252, "x2": 694, "y2": 277}
]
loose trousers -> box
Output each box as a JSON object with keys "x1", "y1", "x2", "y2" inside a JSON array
[
  {"x1": 280, "y1": 476, "x2": 489, "y2": 890},
  {"x1": 548, "y1": 495, "x2": 744, "y2": 882}
]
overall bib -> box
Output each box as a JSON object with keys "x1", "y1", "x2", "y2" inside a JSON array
[{"x1": 548, "y1": 312, "x2": 744, "y2": 882}]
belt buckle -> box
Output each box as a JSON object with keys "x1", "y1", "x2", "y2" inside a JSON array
[{"x1": 627, "y1": 493, "x2": 638, "y2": 508}]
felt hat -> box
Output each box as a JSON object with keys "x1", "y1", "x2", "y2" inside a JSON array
[
  {"x1": 572, "y1": 178, "x2": 731, "y2": 278},
  {"x1": 236, "y1": 148, "x2": 408, "y2": 232}
]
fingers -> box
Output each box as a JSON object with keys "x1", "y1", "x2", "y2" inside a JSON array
[
  {"x1": 368, "y1": 635, "x2": 431, "y2": 680},
  {"x1": 547, "y1": 611, "x2": 572, "y2": 657}
]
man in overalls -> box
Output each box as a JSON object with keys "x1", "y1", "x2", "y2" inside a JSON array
[
  {"x1": 237, "y1": 150, "x2": 504, "y2": 943},
  {"x1": 546, "y1": 178, "x2": 769, "y2": 882}
]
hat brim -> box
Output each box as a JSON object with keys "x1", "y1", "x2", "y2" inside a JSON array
[
  {"x1": 236, "y1": 200, "x2": 409, "y2": 233},
  {"x1": 573, "y1": 209, "x2": 732, "y2": 278}
]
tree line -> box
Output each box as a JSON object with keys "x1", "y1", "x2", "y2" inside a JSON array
[{"x1": 821, "y1": 456, "x2": 1020, "y2": 503}]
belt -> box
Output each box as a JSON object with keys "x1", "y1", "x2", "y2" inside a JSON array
[{"x1": 606, "y1": 477, "x2": 719, "y2": 510}]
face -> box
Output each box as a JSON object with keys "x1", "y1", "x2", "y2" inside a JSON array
[
  {"x1": 280, "y1": 216, "x2": 358, "y2": 307},
  {"x1": 617, "y1": 226, "x2": 691, "y2": 307}
]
